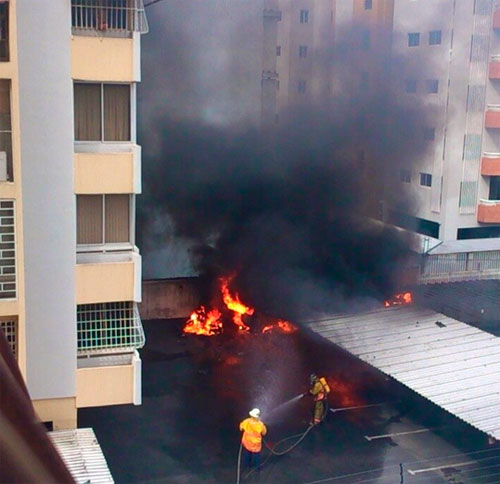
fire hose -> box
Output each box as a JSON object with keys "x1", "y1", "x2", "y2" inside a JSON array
[{"x1": 236, "y1": 424, "x2": 315, "y2": 484}]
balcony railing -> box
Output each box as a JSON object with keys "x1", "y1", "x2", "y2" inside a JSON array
[
  {"x1": 485, "y1": 104, "x2": 500, "y2": 128},
  {"x1": 77, "y1": 301, "x2": 145, "y2": 356},
  {"x1": 71, "y1": 0, "x2": 148, "y2": 35},
  {"x1": 418, "y1": 250, "x2": 500, "y2": 284},
  {"x1": 478, "y1": 199, "x2": 500, "y2": 223},
  {"x1": 481, "y1": 152, "x2": 500, "y2": 176}
]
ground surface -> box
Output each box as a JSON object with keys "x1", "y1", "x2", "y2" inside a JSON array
[{"x1": 79, "y1": 319, "x2": 499, "y2": 484}]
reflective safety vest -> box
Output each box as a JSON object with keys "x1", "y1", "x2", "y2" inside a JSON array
[
  {"x1": 239, "y1": 417, "x2": 267, "y2": 452},
  {"x1": 311, "y1": 377, "x2": 330, "y2": 402}
]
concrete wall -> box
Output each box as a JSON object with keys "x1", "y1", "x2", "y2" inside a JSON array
[
  {"x1": 17, "y1": 0, "x2": 76, "y2": 400},
  {"x1": 139, "y1": 278, "x2": 202, "y2": 320}
]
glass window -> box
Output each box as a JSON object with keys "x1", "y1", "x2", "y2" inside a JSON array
[
  {"x1": 300, "y1": 10, "x2": 309, "y2": 23},
  {"x1": 74, "y1": 83, "x2": 131, "y2": 142},
  {"x1": 0, "y1": 3, "x2": 9, "y2": 62},
  {"x1": 408, "y1": 32, "x2": 420, "y2": 47},
  {"x1": 299, "y1": 45, "x2": 308, "y2": 58},
  {"x1": 364, "y1": 0, "x2": 373, "y2": 10},
  {"x1": 400, "y1": 169, "x2": 411, "y2": 183},
  {"x1": 425, "y1": 79, "x2": 439, "y2": 93},
  {"x1": 420, "y1": 173, "x2": 432, "y2": 187},
  {"x1": 429, "y1": 30, "x2": 442, "y2": 45},
  {"x1": 405, "y1": 79, "x2": 417, "y2": 93},
  {"x1": 0, "y1": 80, "x2": 12, "y2": 181}
]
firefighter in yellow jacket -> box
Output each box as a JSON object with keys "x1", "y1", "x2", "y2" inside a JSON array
[
  {"x1": 307, "y1": 373, "x2": 330, "y2": 425},
  {"x1": 239, "y1": 408, "x2": 267, "y2": 471}
]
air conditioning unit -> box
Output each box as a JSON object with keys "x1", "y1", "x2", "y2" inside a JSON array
[{"x1": 0, "y1": 152, "x2": 7, "y2": 181}]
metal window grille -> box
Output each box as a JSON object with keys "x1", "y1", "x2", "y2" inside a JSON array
[
  {"x1": 471, "y1": 34, "x2": 489, "y2": 62},
  {"x1": 474, "y1": 0, "x2": 492, "y2": 16},
  {"x1": 429, "y1": 30, "x2": 442, "y2": 45},
  {"x1": 466, "y1": 85, "x2": 485, "y2": 112},
  {"x1": 300, "y1": 10, "x2": 309, "y2": 23},
  {"x1": 0, "y1": 318, "x2": 17, "y2": 358},
  {"x1": 0, "y1": 200, "x2": 15, "y2": 299},
  {"x1": 408, "y1": 32, "x2": 420, "y2": 47},
  {"x1": 459, "y1": 181, "x2": 478, "y2": 208},
  {"x1": 71, "y1": 0, "x2": 148, "y2": 34},
  {"x1": 463, "y1": 133, "x2": 482, "y2": 160},
  {"x1": 77, "y1": 301, "x2": 145, "y2": 356}
]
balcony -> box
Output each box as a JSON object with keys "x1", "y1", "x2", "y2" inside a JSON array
[
  {"x1": 477, "y1": 199, "x2": 500, "y2": 223},
  {"x1": 481, "y1": 153, "x2": 500, "y2": 176},
  {"x1": 71, "y1": 0, "x2": 148, "y2": 37},
  {"x1": 490, "y1": 55, "x2": 500, "y2": 79},
  {"x1": 76, "y1": 251, "x2": 141, "y2": 304},
  {"x1": 485, "y1": 105, "x2": 500, "y2": 128},
  {"x1": 74, "y1": 145, "x2": 141, "y2": 194},
  {"x1": 494, "y1": 9, "x2": 500, "y2": 30},
  {"x1": 76, "y1": 351, "x2": 142, "y2": 407}
]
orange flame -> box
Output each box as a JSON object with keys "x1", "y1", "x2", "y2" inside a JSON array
[
  {"x1": 261, "y1": 320, "x2": 297, "y2": 334},
  {"x1": 184, "y1": 306, "x2": 222, "y2": 336},
  {"x1": 220, "y1": 276, "x2": 254, "y2": 331},
  {"x1": 384, "y1": 291, "x2": 412, "y2": 307}
]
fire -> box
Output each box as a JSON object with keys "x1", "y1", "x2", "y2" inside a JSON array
[
  {"x1": 220, "y1": 276, "x2": 254, "y2": 331},
  {"x1": 184, "y1": 306, "x2": 222, "y2": 336},
  {"x1": 384, "y1": 291, "x2": 412, "y2": 307},
  {"x1": 261, "y1": 320, "x2": 297, "y2": 334}
]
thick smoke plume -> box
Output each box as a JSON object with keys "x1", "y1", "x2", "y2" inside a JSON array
[{"x1": 138, "y1": 2, "x2": 431, "y2": 320}]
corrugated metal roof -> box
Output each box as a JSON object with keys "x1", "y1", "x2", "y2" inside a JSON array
[
  {"x1": 307, "y1": 306, "x2": 500, "y2": 441},
  {"x1": 428, "y1": 238, "x2": 500, "y2": 255},
  {"x1": 49, "y1": 428, "x2": 114, "y2": 484}
]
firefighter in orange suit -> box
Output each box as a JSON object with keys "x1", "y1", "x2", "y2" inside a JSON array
[
  {"x1": 239, "y1": 408, "x2": 267, "y2": 471},
  {"x1": 307, "y1": 373, "x2": 330, "y2": 425}
]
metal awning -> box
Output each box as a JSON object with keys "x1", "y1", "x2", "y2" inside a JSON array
[
  {"x1": 49, "y1": 428, "x2": 114, "y2": 484},
  {"x1": 307, "y1": 306, "x2": 500, "y2": 441}
]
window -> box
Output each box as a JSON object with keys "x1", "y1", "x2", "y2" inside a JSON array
[
  {"x1": 408, "y1": 32, "x2": 420, "y2": 47},
  {"x1": 298, "y1": 80, "x2": 306, "y2": 94},
  {"x1": 0, "y1": 200, "x2": 15, "y2": 299},
  {"x1": 470, "y1": 35, "x2": 488, "y2": 62},
  {"x1": 466, "y1": 85, "x2": 485, "y2": 112},
  {"x1": 276, "y1": 45, "x2": 281, "y2": 56},
  {"x1": 400, "y1": 169, "x2": 411, "y2": 183},
  {"x1": 474, "y1": 0, "x2": 490, "y2": 16},
  {"x1": 77, "y1": 195, "x2": 131, "y2": 247},
  {"x1": 405, "y1": 79, "x2": 417, "y2": 93},
  {"x1": 0, "y1": 2, "x2": 9, "y2": 62},
  {"x1": 420, "y1": 172, "x2": 432, "y2": 187},
  {"x1": 490, "y1": 176, "x2": 500, "y2": 200},
  {"x1": 300, "y1": 9, "x2": 309, "y2": 23},
  {"x1": 459, "y1": 181, "x2": 478, "y2": 208},
  {"x1": 0, "y1": 318, "x2": 17, "y2": 358},
  {"x1": 77, "y1": 302, "x2": 145, "y2": 355},
  {"x1": 0, "y1": 80, "x2": 12, "y2": 181},
  {"x1": 74, "y1": 83, "x2": 131, "y2": 142},
  {"x1": 360, "y1": 72, "x2": 369, "y2": 90},
  {"x1": 364, "y1": 0, "x2": 373, "y2": 10},
  {"x1": 429, "y1": 30, "x2": 442, "y2": 45},
  {"x1": 425, "y1": 79, "x2": 439, "y2": 93},
  {"x1": 361, "y1": 30, "x2": 371, "y2": 50},
  {"x1": 423, "y1": 127, "x2": 435, "y2": 141},
  {"x1": 299, "y1": 45, "x2": 308, "y2": 58},
  {"x1": 463, "y1": 134, "x2": 481, "y2": 160}
]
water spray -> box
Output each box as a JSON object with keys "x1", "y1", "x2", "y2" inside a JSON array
[{"x1": 266, "y1": 393, "x2": 304, "y2": 417}]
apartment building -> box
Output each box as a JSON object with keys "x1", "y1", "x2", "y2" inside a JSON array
[
  {"x1": 387, "y1": 0, "x2": 500, "y2": 240},
  {"x1": 0, "y1": 0, "x2": 147, "y2": 430}
]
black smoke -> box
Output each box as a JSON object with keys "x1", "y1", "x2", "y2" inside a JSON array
[{"x1": 138, "y1": 3, "x2": 431, "y2": 320}]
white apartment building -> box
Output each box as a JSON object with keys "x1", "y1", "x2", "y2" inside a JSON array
[
  {"x1": 0, "y1": 0, "x2": 148, "y2": 429},
  {"x1": 392, "y1": 0, "x2": 500, "y2": 240}
]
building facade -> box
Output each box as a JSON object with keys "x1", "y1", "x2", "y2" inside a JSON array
[
  {"x1": 265, "y1": 0, "x2": 500, "y2": 241},
  {"x1": 392, "y1": 0, "x2": 500, "y2": 240},
  {"x1": 0, "y1": 0, "x2": 147, "y2": 429}
]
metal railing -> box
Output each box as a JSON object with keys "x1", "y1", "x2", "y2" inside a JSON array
[
  {"x1": 418, "y1": 250, "x2": 500, "y2": 284},
  {"x1": 0, "y1": 200, "x2": 16, "y2": 299},
  {"x1": 71, "y1": 0, "x2": 148, "y2": 34},
  {"x1": 77, "y1": 301, "x2": 145, "y2": 356},
  {"x1": 0, "y1": 318, "x2": 17, "y2": 359}
]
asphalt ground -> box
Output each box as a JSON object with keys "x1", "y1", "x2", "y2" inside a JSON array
[{"x1": 79, "y1": 319, "x2": 500, "y2": 484}]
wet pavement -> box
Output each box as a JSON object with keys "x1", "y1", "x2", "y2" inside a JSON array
[{"x1": 79, "y1": 319, "x2": 499, "y2": 484}]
